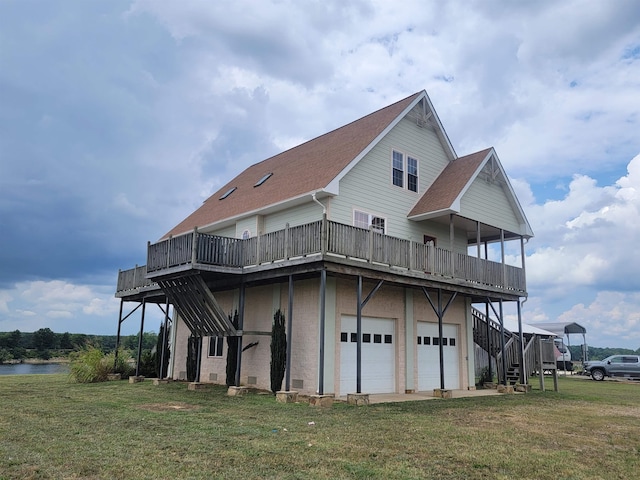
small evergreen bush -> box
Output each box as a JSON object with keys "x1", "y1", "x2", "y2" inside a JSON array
[{"x1": 270, "y1": 309, "x2": 287, "y2": 393}]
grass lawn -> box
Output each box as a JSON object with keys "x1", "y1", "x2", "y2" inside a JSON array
[{"x1": 1, "y1": 375, "x2": 639, "y2": 479}]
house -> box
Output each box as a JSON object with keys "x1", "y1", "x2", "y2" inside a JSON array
[{"x1": 115, "y1": 90, "x2": 535, "y2": 398}]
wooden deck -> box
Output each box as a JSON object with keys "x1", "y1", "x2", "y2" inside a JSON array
[{"x1": 117, "y1": 219, "x2": 526, "y2": 298}]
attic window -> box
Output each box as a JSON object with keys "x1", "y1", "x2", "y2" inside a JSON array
[
  {"x1": 254, "y1": 172, "x2": 273, "y2": 187},
  {"x1": 219, "y1": 187, "x2": 237, "y2": 200}
]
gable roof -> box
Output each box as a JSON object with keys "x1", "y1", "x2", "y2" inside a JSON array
[
  {"x1": 163, "y1": 91, "x2": 428, "y2": 239},
  {"x1": 408, "y1": 147, "x2": 534, "y2": 238},
  {"x1": 408, "y1": 148, "x2": 491, "y2": 218}
]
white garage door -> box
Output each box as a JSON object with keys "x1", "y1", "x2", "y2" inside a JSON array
[
  {"x1": 340, "y1": 316, "x2": 395, "y2": 394},
  {"x1": 417, "y1": 322, "x2": 459, "y2": 391}
]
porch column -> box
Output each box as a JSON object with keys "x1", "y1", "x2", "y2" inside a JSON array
[
  {"x1": 476, "y1": 221, "x2": 481, "y2": 259},
  {"x1": 234, "y1": 284, "x2": 246, "y2": 387},
  {"x1": 520, "y1": 236, "x2": 527, "y2": 292},
  {"x1": 135, "y1": 298, "x2": 146, "y2": 377},
  {"x1": 499, "y1": 299, "x2": 507, "y2": 385},
  {"x1": 318, "y1": 269, "x2": 327, "y2": 394},
  {"x1": 449, "y1": 214, "x2": 455, "y2": 276},
  {"x1": 500, "y1": 229, "x2": 506, "y2": 288},
  {"x1": 285, "y1": 275, "x2": 294, "y2": 391},
  {"x1": 159, "y1": 299, "x2": 170, "y2": 379},
  {"x1": 356, "y1": 275, "x2": 363, "y2": 393},
  {"x1": 517, "y1": 299, "x2": 526, "y2": 384},
  {"x1": 114, "y1": 298, "x2": 124, "y2": 371}
]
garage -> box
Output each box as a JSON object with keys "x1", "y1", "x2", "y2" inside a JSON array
[
  {"x1": 340, "y1": 315, "x2": 396, "y2": 394},
  {"x1": 417, "y1": 322, "x2": 460, "y2": 391}
]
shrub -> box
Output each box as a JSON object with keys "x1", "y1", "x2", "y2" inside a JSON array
[
  {"x1": 270, "y1": 309, "x2": 287, "y2": 393},
  {"x1": 69, "y1": 347, "x2": 113, "y2": 383}
]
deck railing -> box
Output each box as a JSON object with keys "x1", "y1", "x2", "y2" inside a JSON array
[{"x1": 134, "y1": 218, "x2": 526, "y2": 294}]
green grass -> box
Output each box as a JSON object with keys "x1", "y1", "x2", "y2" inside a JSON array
[{"x1": 1, "y1": 375, "x2": 640, "y2": 479}]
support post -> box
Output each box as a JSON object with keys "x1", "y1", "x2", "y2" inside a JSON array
[
  {"x1": 438, "y1": 289, "x2": 445, "y2": 390},
  {"x1": 318, "y1": 269, "x2": 326, "y2": 395},
  {"x1": 114, "y1": 298, "x2": 124, "y2": 371},
  {"x1": 159, "y1": 299, "x2": 170, "y2": 379},
  {"x1": 285, "y1": 275, "x2": 294, "y2": 391},
  {"x1": 499, "y1": 299, "x2": 507, "y2": 385},
  {"x1": 195, "y1": 336, "x2": 203, "y2": 383},
  {"x1": 485, "y1": 301, "x2": 491, "y2": 381},
  {"x1": 235, "y1": 284, "x2": 246, "y2": 387},
  {"x1": 135, "y1": 299, "x2": 147, "y2": 377},
  {"x1": 356, "y1": 275, "x2": 363, "y2": 393},
  {"x1": 500, "y1": 229, "x2": 506, "y2": 288},
  {"x1": 517, "y1": 299, "x2": 526, "y2": 385}
]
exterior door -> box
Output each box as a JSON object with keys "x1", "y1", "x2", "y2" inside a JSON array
[{"x1": 340, "y1": 316, "x2": 396, "y2": 395}]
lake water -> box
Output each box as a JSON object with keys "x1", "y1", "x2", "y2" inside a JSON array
[{"x1": 0, "y1": 363, "x2": 69, "y2": 375}]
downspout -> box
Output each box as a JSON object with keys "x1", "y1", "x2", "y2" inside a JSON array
[{"x1": 311, "y1": 192, "x2": 327, "y2": 214}]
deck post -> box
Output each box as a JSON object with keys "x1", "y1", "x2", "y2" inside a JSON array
[
  {"x1": 485, "y1": 301, "x2": 492, "y2": 381},
  {"x1": 114, "y1": 298, "x2": 124, "y2": 371},
  {"x1": 135, "y1": 299, "x2": 147, "y2": 377},
  {"x1": 318, "y1": 269, "x2": 326, "y2": 395},
  {"x1": 159, "y1": 298, "x2": 170, "y2": 379},
  {"x1": 517, "y1": 299, "x2": 526, "y2": 385},
  {"x1": 285, "y1": 274, "x2": 293, "y2": 391},
  {"x1": 284, "y1": 223, "x2": 289, "y2": 260},
  {"x1": 499, "y1": 299, "x2": 507, "y2": 385},
  {"x1": 235, "y1": 284, "x2": 246, "y2": 387},
  {"x1": 195, "y1": 336, "x2": 203, "y2": 383},
  {"x1": 438, "y1": 288, "x2": 445, "y2": 390},
  {"x1": 320, "y1": 214, "x2": 327, "y2": 255},
  {"x1": 356, "y1": 275, "x2": 363, "y2": 393},
  {"x1": 500, "y1": 229, "x2": 506, "y2": 289},
  {"x1": 538, "y1": 338, "x2": 545, "y2": 391},
  {"x1": 191, "y1": 227, "x2": 198, "y2": 265},
  {"x1": 449, "y1": 214, "x2": 455, "y2": 276}
]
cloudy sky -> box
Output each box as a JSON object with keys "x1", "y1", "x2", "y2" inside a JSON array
[{"x1": 1, "y1": 1, "x2": 639, "y2": 348}]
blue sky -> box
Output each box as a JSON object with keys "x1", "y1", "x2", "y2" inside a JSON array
[{"x1": 1, "y1": 1, "x2": 639, "y2": 348}]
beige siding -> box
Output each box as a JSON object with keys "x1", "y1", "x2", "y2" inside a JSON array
[
  {"x1": 412, "y1": 294, "x2": 470, "y2": 390},
  {"x1": 460, "y1": 178, "x2": 522, "y2": 233}
]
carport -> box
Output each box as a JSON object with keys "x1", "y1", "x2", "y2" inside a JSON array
[{"x1": 533, "y1": 322, "x2": 588, "y2": 363}]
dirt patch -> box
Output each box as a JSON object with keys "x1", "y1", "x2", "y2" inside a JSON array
[{"x1": 138, "y1": 402, "x2": 200, "y2": 412}]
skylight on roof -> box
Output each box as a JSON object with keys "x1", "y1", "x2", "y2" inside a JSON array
[
  {"x1": 219, "y1": 187, "x2": 237, "y2": 200},
  {"x1": 254, "y1": 172, "x2": 273, "y2": 187}
]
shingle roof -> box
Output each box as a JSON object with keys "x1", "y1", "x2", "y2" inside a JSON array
[
  {"x1": 408, "y1": 148, "x2": 492, "y2": 218},
  {"x1": 162, "y1": 92, "x2": 422, "y2": 239}
]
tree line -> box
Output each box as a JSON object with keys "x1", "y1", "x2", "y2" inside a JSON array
[
  {"x1": 568, "y1": 345, "x2": 640, "y2": 362},
  {"x1": 0, "y1": 328, "x2": 158, "y2": 363}
]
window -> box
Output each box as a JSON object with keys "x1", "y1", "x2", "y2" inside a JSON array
[
  {"x1": 340, "y1": 332, "x2": 348, "y2": 342},
  {"x1": 254, "y1": 172, "x2": 273, "y2": 187},
  {"x1": 209, "y1": 337, "x2": 224, "y2": 357},
  {"x1": 391, "y1": 150, "x2": 419, "y2": 192},
  {"x1": 354, "y1": 210, "x2": 386, "y2": 234},
  {"x1": 219, "y1": 187, "x2": 237, "y2": 200},
  {"x1": 363, "y1": 333, "x2": 371, "y2": 343},
  {"x1": 392, "y1": 150, "x2": 404, "y2": 187},
  {"x1": 407, "y1": 157, "x2": 418, "y2": 192},
  {"x1": 374, "y1": 334, "x2": 382, "y2": 344},
  {"x1": 384, "y1": 334, "x2": 393, "y2": 344},
  {"x1": 450, "y1": 338, "x2": 456, "y2": 347}
]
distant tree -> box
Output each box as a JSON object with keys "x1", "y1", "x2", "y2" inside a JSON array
[
  {"x1": 0, "y1": 348, "x2": 12, "y2": 364},
  {"x1": 7, "y1": 330, "x2": 21, "y2": 349},
  {"x1": 33, "y1": 328, "x2": 57, "y2": 351},
  {"x1": 60, "y1": 332, "x2": 73, "y2": 350},
  {"x1": 70, "y1": 333, "x2": 88, "y2": 349}
]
